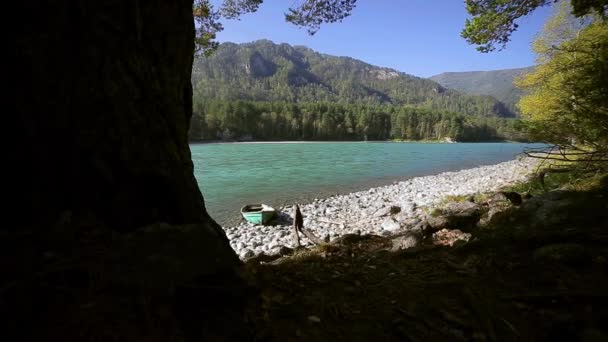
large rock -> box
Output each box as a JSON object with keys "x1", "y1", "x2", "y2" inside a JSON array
[
  {"x1": 427, "y1": 201, "x2": 484, "y2": 231},
  {"x1": 432, "y1": 229, "x2": 472, "y2": 246},
  {"x1": 489, "y1": 191, "x2": 523, "y2": 206},
  {"x1": 478, "y1": 205, "x2": 513, "y2": 226},
  {"x1": 513, "y1": 190, "x2": 581, "y2": 229},
  {"x1": 390, "y1": 234, "x2": 420, "y2": 251}
]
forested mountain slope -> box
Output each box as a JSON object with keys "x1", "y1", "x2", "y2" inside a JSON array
[
  {"x1": 430, "y1": 67, "x2": 533, "y2": 114},
  {"x1": 192, "y1": 40, "x2": 516, "y2": 118}
]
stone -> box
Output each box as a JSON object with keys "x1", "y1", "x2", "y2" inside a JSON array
[
  {"x1": 394, "y1": 212, "x2": 412, "y2": 223},
  {"x1": 432, "y1": 229, "x2": 472, "y2": 246},
  {"x1": 278, "y1": 246, "x2": 293, "y2": 256},
  {"x1": 308, "y1": 315, "x2": 321, "y2": 323},
  {"x1": 478, "y1": 204, "x2": 513, "y2": 227},
  {"x1": 443, "y1": 201, "x2": 481, "y2": 215},
  {"x1": 373, "y1": 206, "x2": 392, "y2": 217},
  {"x1": 427, "y1": 201, "x2": 484, "y2": 231},
  {"x1": 381, "y1": 218, "x2": 401, "y2": 232},
  {"x1": 390, "y1": 234, "x2": 420, "y2": 251},
  {"x1": 490, "y1": 191, "x2": 522, "y2": 205},
  {"x1": 389, "y1": 205, "x2": 401, "y2": 215},
  {"x1": 426, "y1": 215, "x2": 450, "y2": 230},
  {"x1": 242, "y1": 249, "x2": 255, "y2": 258}
]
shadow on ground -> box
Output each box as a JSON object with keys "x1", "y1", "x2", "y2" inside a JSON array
[
  {"x1": 245, "y1": 179, "x2": 608, "y2": 341},
  {"x1": 2, "y1": 178, "x2": 607, "y2": 341}
]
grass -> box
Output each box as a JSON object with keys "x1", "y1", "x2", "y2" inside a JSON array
[{"x1": 506, "y1": 168, "x2": 606, "y2": 196}]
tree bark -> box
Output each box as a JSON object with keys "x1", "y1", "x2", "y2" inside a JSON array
[
  {"x1": 14, "y1": 0, "x2": 228, "y2": 234},
  {"x1": 12, "y1": 2, "x2": 244, "y2": 338}
]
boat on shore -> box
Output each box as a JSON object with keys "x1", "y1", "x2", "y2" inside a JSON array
[{"x1": 240, "y1": 204, "x2": 277, "y2": 225}]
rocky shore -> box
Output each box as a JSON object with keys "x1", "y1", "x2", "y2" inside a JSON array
[{"x1": 224, "y1": 157, "x2": 539, "y2": 259}]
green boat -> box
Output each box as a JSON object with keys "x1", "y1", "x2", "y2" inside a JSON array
[{"x1": 240, "y1": 204, "x2": 277, "y2": 225}]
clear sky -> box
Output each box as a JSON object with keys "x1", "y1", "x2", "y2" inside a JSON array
[{"x1": 212, "y1": 0, "x2": 553, "y2": 77}]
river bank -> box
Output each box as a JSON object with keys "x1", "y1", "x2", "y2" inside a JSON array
[
  {"x1": 190, "y1": 139, "x2": 522, "y2": 145},
  {"x1": 224, "y1": 157, "x2": 539, "y2": 258}
]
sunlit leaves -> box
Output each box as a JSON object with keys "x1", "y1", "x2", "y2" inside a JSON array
[
  {"x1": 515, "y1": 3, "x2": 608, "y2": 150},
  {"x1": 193, "y1": 0, "x2": 360, "y2": 54},
  {"x1": 285, "y1": 0, "x2": 358, "y2": 35},
  {"x1": 220, "y1": 0, "x2": 263, "y2": 19},
  {"x1": 193, "y1": 0, "x2": 223, "y2": 56},
  {"x1": 462, "y1": 0, "x2": 607, "y2": 52}
]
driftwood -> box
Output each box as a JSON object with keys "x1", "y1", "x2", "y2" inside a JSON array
[
  {"x1": 293, "y1": 204, "x2": 326, "y2": 246},
  {"x1": 292, "y1": 205, "x2": 302, "y2": 248}
]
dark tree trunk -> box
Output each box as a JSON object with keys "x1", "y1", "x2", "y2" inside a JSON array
[
  {"x1": 15, "y1": 0, "x2": 220, "y2": 232},
  {"x1": 11, "y1": 1, "x2": 245, "y2": 339}
]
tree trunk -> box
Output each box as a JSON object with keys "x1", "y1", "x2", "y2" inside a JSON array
[
  {"x1": 14, "y1": 0, "x2": 225, "y2": 233},
  {"x1": 12, "y1": 1, "x2": 244, "y2": 339}
]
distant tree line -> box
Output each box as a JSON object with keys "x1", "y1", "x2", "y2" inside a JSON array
[{"x1": 189, "y1": 100, "x2": 527, "y2": 142}]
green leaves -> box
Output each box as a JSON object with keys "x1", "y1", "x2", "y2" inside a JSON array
[
  {"x1": 462, "y1": 0, "x2": 552, "y2": 52},
  {"x1": 461, "y1": 0, "x2": 606, "y2": 52},
  {"x1": 516, "y1": 4, "x2": 608, "y2": 152},
  {"x1": 285, "y1": 0, "x2": 358, "y2": 35},
  {"x1": 220, "y1": 0, "x2": 263, "y2": 19},
  {"x1": 193, "y1": 0, "x2": 223, "y2": 56}
]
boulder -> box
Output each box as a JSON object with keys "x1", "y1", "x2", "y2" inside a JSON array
[
  {"x1": 432, "y1": 229, "x2": 472, "y2": 246},
  {"x1": 512, "y1": 190, "x2": 580, "y2": 229},
  {"x1": 427, "y1": 201, "x2": 484, "y2": 231},
  {"x1": 390, "y1": 234, "x2": 420, "y2": 251},
  {"x1": 478, "y1": 205, "x2": 513, "y2": 227},
  {"x1": 443, "y1": 201, "x2": 482, "y2": 217},
  {"x1": 489, "y1": 191, "x2": 522, "y2": 206}
]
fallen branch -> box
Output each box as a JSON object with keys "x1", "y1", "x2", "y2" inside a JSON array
[
  {"x1": 293, "y1": 204, "x2": 326, "y2": 246},
  {"x1": 292, "y1": 204, "x2": 302, "y2": 248}
]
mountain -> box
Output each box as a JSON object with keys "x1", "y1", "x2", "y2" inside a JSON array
[
  {"x1": 192, "y1": 40, "x2": 516, "y2": 118},
  {"x1": 429, "y1": 67, "x2": 533, "y2": 114}
]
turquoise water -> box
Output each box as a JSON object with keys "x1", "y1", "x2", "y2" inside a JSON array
[{"x1": 191, "y1": 142, "x2": 541, "y2": 225}]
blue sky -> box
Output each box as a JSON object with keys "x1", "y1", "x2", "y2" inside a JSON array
[{"x1": 212, "y1": 0, "x2": 553, "y2": 77}]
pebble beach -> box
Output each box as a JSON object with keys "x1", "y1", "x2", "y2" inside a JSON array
[{"x1": 224, "y1": 157, "x2": 539, "y2": 259}]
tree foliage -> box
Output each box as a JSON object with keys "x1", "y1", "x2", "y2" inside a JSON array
[
  {"x1": 516, "y1": 2, "x2": 608, "y2": 160},
  {"x1": 285, "y1": 0, "x2": 358, "y2": 34},
  {"x1": 462, "y1": 0, "x2": 607, "y2": 52},
  {"x1": 193, "y1": 0, "x2": 359, "y2": 54},
  {"x1": 193, "y1": 0, "x2": 223, "y2": 56}
]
